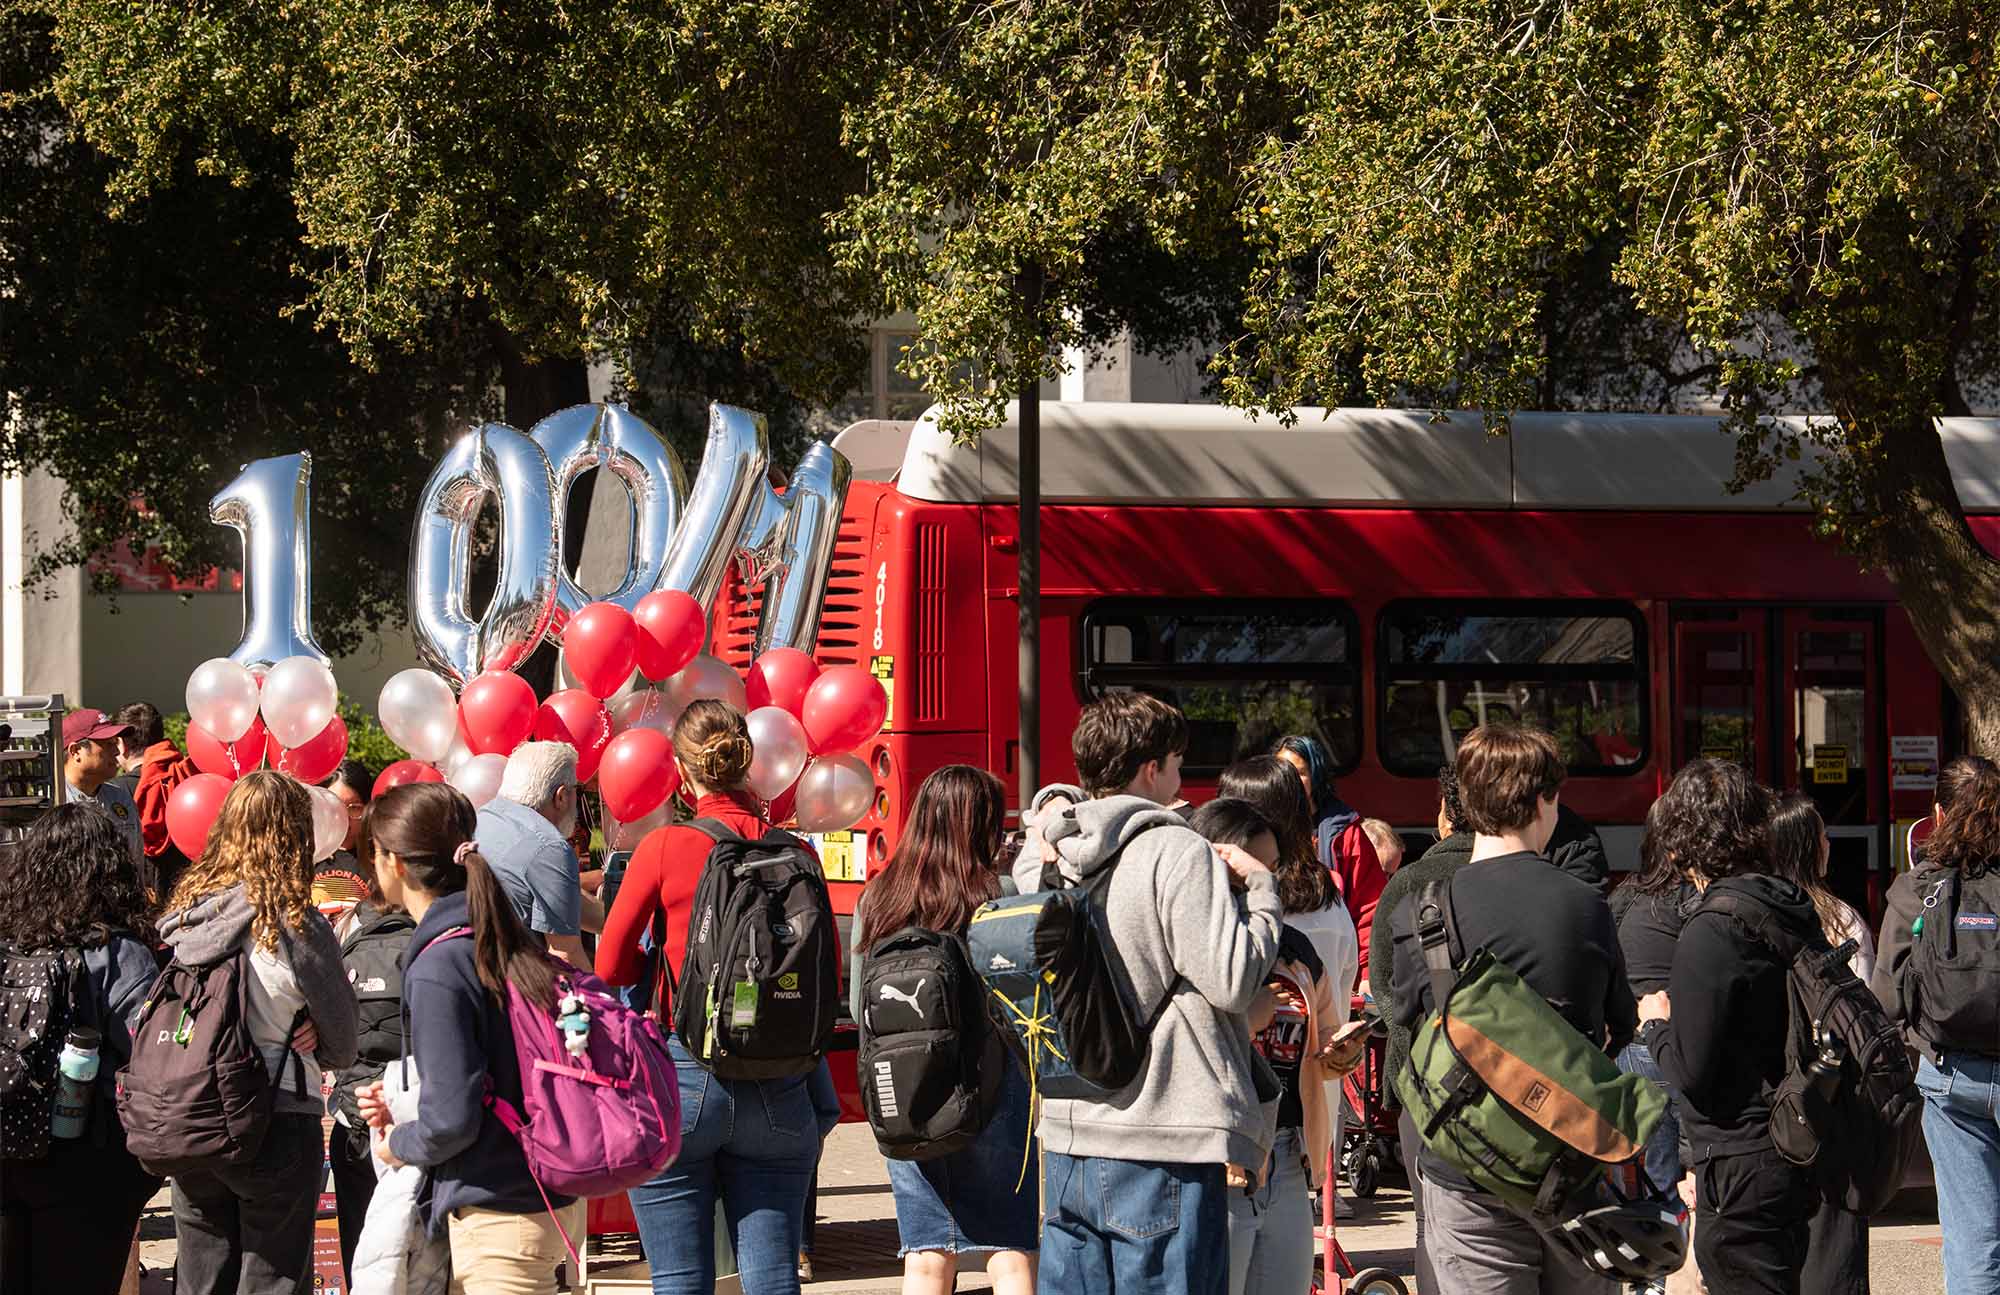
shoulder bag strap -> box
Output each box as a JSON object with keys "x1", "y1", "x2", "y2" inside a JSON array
[{"x1": 1415, "y1": 879, "x2": 1460, "y2": 1018}]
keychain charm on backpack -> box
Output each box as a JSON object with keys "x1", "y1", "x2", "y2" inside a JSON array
[{"x1": 557, "y1": 991, "x2": 591, "y2": 1058}]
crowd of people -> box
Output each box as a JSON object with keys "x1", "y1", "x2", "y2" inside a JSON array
[{"x1": 1, "y1": 686, "x2": 1996, "y2": 1295}]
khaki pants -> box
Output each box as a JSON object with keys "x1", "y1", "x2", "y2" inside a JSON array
[{"x1": 446, "y1": 1201, "x2": 586, "y2": 1295}]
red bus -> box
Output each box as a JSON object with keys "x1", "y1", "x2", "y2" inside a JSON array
[{"x1": 715, "y1": 402, "x2": 2000, "y2": 1114}]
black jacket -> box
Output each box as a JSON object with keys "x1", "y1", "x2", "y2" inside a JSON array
[
  {"x1": 1651, "y1": 873, "x2": 1821, "y2": 1160},
  {"x1": 388, "y1": 892, "x2": 572, "y2": 1230},
  {"x1": 1547, "y1": 805, "x2": 1610, "y2": 893}
]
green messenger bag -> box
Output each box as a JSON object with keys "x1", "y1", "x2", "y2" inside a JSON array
[{"x1": 1393, "y1": 878, "x2": 1665, "y2": 1220}]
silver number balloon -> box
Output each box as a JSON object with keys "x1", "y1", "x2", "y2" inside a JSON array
[
  {"x1": 210, "y1": 453, "x2": 330, "y2": 671},
  {"x1": 657, "y1": 404, "x2": 772, "y2": 632},
  {"x1": 737, "y1": 441, "x2": 853, "y2": 655},
  {"x1": 530, "y1": 404, "x2": 690, "y2": 635},
  {"x1": 409, "y1": 424, "x2": 561, "y2": 684}
]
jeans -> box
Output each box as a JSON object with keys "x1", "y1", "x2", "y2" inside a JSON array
[
  {"x1": 799, "y1": 1060, "x2": 843, "y2": 1257},
  {"x1": 1039, "y1": 1150, "x2": 1226, "y2": 1295},
  {"x1": 628, "y1": 1036, "x2": 818, "y2": 1295},
  {"x1": 1422, "y1": 1178, "x2": 1613, "y2": 1295},
  {"x1": 171, "y1": 1112, "x2": 324, "y2": 1295},
  {"x1": 1227, "y1": 1128, "x2": 1316, "y2": 1295},
  {"x1": 1616, "y1": 1042, "x2": 1682, "y2": 1193},
  {"x1": 1919, "y1": 1051, "x2": 2000, "y2": 1295}
]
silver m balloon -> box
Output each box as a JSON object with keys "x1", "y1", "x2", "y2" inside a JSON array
[
  {"x1": 736, "y1": 439, "x2": 853, "y2": 656},
  {"x1": 209, "y1": 452, "x2": 330, "y2": 671},
  {"x1": 408, "y1": 424, "x2": 562, "y2": 684}
]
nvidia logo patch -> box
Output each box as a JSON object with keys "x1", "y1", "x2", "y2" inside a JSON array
[{"x1": 779, "y1": 973, "x2": 799, "y2": 991}]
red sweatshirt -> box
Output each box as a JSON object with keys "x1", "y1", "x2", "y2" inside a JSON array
[
  {"x1": 133, "y1": 741, "x2": 197, "y2": 857},
  {"x1": 595, "y1": 791, "x2": 781, "y2": 1013}
]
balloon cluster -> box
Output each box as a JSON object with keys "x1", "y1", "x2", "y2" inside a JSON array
[
  {"x1": 176, "y1": 656, "x2": 354, "y2": 863},
  {"x1": 372, "y1": 596, "x2": 887, "y2": 853}
]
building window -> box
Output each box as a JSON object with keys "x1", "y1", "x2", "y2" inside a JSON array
[
  {"x1": 1080, "y1": 600, "x2": 1360, "y2": 775},
  {"x1": 1378, "y1": 600, "x2": 1647, "y2": 776}
]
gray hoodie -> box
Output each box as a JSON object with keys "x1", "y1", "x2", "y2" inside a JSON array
[
  {"x1": 158, "y1": 885, "x2": 359, "y2": 1115},
  {"x1": 1030, "y1": 795, "x2": 1284, "y2": 1169}
]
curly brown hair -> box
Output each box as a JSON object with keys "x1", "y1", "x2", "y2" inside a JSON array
[
  {"x1": 1925, "y1": 756, "x2": 2000, "y2": 878},
  {"x1": 0, "y1": 803, "x2": 157, "y2": 949},
  {"x1": 1645, "y1": 758, "x2": 1773, "y2": 884},
  {"x1": 164, "y1": 770, "x2": 317, "y2": 953}
]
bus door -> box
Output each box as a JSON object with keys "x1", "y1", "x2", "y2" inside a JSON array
[{"x1": 1671, "y1": 606, "x2": 1885, "y2": 914}]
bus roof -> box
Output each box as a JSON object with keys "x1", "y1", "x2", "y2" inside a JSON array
[{"x1": 830, "y1": 403, "x2": 2000, "y2": 511}]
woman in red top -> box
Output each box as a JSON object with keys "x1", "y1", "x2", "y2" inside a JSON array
[{"x1": 595, "y1": 700, "x2": 819, "y2": 1295}]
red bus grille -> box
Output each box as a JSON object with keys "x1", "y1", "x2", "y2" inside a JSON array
[
  {"x1": 714, "y1": 515, "x2": 869, "y2": 669},
  {"x1": 916, "y1": 524, "x2": 947, "y2": 720}
]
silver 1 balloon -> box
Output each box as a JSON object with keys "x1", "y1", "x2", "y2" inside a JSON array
[{"x1": 209, "y1": 452, "x2": 330, "y2": 672}]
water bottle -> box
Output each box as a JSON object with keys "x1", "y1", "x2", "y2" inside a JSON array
[{"x1": 49, "y1": 1026, "x2": 100, "y2": 1140}]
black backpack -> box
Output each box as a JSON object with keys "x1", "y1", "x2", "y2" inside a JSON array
[
  {"x1": 671, "y1": 819, "x2": 837, "y2": 1080},
  {"x1": 857, "y1": 925, "x2": 1007, "y2": 1160},
  {"x1": 116, "y1": 948, "x2": 307, "y2": 1176},
  {"x1": 330, "y1": 904, "x2": 415, "y2": 1157},
  {"x1": 0, "y1": 946, "x2": 91, "y2": 1160},
  {"x1": 1701, "y1": 884, "x2": 1922, "y2": 1214},
  {"x1": 1900, "y1": 867, "x2": 2000, "y2": 1059}
]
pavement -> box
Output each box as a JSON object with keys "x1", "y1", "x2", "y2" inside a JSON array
[{"x1": 129, "y1": 1123, "x2": 1949, "y2": 1293}]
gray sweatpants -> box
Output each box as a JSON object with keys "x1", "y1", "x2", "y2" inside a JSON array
[{"x1": 1422, "y1": 1178, "x2": 1615, "y2": 1295}]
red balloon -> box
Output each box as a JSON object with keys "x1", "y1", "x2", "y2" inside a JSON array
[
  {"x1": 563, "y1": 602, "x2": 639, "y2": 700},
  {"x1": 187, "y1": 716, "x2": 267, "y2": 780},
  {"x1": 746, "y1": 648, "x2": 821, "y2": 717},
  {"x1": 633, "y1": 590, "x2": 706, "y2": 682},
  {"x1": 766, "y1": 782, "x2": 798, "y2": 827},
  {"x1": 800, "y1": 666, "x2": 889, "y2": 755},
  {"x1": 166, "y1": 773, "x2": 235, "y2": 860},
  {"x1": 535, "y1": 690, "x2": 613, "y2": 782},
  {"x1": 598, "y1": 728, "x2": 680, "y2": 822},
  {"x1": 267, "y1": 715, "x2": 348, "y2": 784},
  {"x1": 459, "y1": 671, "x2": 538, "y2": 756},
  {"x1": 373, "y1": 760, "x2": 446, "y2": 799}
]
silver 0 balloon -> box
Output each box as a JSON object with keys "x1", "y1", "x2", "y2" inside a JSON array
[
  {"x1": 737, "y1": 441, "x2": 852, "y2": 656},
  {"x1": 656, "y1": 403, "x2": 771, "y2": 634},
  {"x1": 408, "y1": 424, "x2": 562, "y2": 684},
  {"x1": 210, "y1": 452, "x2": 330, "y2": 671},
  {"x1": 530, "y1": 403, "x2": 690, "y2": 635}
]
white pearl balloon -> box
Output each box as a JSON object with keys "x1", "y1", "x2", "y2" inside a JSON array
[
  {"x1": 377, "y1": 668, "x2": 459, "y2": 764},
  {"x1": 746, "y1": 707, "x2": 810, "y2": 801},
  {"x1": 306, "y1": 784, "x2": 348, "y2": 863},
  {"x1": 606, "y1": 800, "x2": 676, "y2": 851},
  {"x1": 668, "y1": 654, "x2": 748, "y2": 715},
  {"x1": 186, "y1": 658, "x2": 262, "y2": 744},
  {"x1": 439, "y1": 727, "x2": 475, "y2": 779},
  {"x1": 450, "y1": 752, "x2": 509, "y2": 809},
  {"x1": 261, "y1": 655, "x2": 340, "y2": 749},
  {"x1": 608, "y1": 686, "x2": 684, "y2": 741},
  {"x1": 793, "y1": 753, "x2": 873, "y2": 832}
]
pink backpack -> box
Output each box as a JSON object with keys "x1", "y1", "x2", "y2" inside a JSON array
[{"x1": 423, "y1": 930, "x2": 680, "y2": 1247}]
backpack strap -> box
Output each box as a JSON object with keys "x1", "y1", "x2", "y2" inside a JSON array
[{"x1": 686, "y1": 817, "x2": 743, "y2": 846}]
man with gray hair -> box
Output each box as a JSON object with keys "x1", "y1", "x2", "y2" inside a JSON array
[{"x1": 473, "y1": 741, "x2": 604, "y2": 964}]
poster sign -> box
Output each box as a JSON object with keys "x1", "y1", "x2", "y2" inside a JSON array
[
  {"x1": 813, "y1": 829, "x2": 867, "y2": 883},
  {"x1": 1813, "y1": 745, "x2": 1849, "y2": 785},
  {"x1": 1893, "y1": 736, "x2": 1941, "y2": 792}
]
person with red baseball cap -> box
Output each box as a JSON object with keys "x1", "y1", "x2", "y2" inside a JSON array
[{"x1": 63, "y1": 707, "x2": 144, "y2": 877}]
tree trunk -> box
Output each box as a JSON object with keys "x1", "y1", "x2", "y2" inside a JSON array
[
  {"x1": 497, "y1": 345, "x2": 592, "y2": 699},
  {"x1": 1854, "y1": 410, "x2": 2000, "y2": 755}
]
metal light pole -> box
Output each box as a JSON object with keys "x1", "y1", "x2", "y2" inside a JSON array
[{"x1": 1016, "y1": 267, "x2": 1044, "y2": 810}]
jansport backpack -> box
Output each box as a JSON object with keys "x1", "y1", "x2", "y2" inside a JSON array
[
  {"x1": 0, "y1": 947, "x2": 91, "y2": 1160},
  {"x1": 117, "y1": 948, "x2": 307, "y2": 1176},
  {"x1": 1704, "y1": 883, "x2": 1922, "y2": 1214},
  {"x1": 966, "y1": 819, "x2": 1179, "y2": 1101},
  {"x1": 1900, "y1": 866, "x2": 2000, "y2": 1061},
  {"x1": 1395, "y1": 878, "x2": 1665, "y2": 1218},
  {"x1": 329, "y1": 903, "x2": 415, "y2": 1160},
  {"x1": 671, "y1": 819, "x2": 838, "y2": 1080},
  {"x1": 857, "y1": 924, "x2": 1007, "y2": 1160}
]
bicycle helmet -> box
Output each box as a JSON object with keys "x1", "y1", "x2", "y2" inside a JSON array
[{"x1": 1547, "y1": 1175, "x2": 1689, "y2": 1282}]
